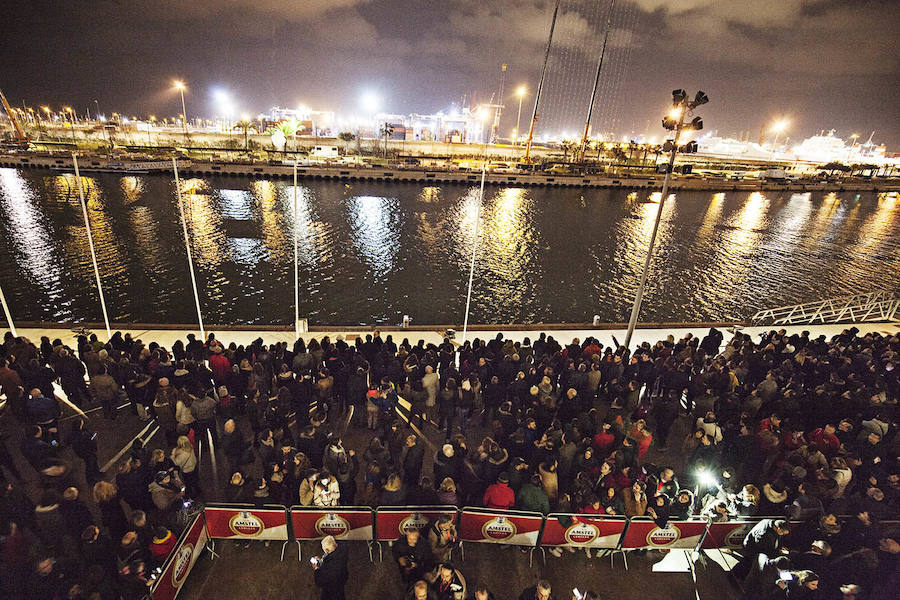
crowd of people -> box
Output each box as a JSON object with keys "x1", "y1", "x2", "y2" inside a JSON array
[{"x1": 0, "y1": 325, "x2": 898, "y2": 599}]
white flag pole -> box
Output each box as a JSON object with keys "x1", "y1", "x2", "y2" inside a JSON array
[
  {"x1": 171, "y1": 157, "x2": 205, "y2": 340},
  {"x1": 72, "y1": 153, "x2": 111, "y2": 339},
  {"x1": 0, "y1": 282, "x2": 16, "y2": 337},
  {"x1": 293, "y1": 134, "x2": 300, "y2": 340},
  {"x1": 461, "y1": 163, "x2": 487, "y2": 343}
]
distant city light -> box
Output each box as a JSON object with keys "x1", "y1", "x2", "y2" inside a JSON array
[
  {"x1": 771, "y1": 119, "x2": 789, "y2": 133},
  {"x1": 360, "y1": 92, "x2": 379, "y2": 113}
]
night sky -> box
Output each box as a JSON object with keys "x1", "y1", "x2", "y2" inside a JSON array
[{"x1": 3, "y1": 0, "x2": 899, "y2": 146}]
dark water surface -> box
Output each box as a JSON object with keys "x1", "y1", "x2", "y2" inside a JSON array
[{"x1": 0, "y1": 168, "x2": 897, "y2": 326}]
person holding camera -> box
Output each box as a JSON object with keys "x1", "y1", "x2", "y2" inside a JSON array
[
  {"x1": 428, "y1": 515, "x2": 457, "y2": 564},
  {"x1": 393, "y1": 528, "x2": 433, "y2": 587},
  {"x1": 312, "y1": 535, "x2": 349, "y2": 600}
]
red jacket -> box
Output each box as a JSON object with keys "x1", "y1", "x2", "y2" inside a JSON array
[
  {"x1": 593, "y1": 430, "x2": 616, "y2": 456},
  {"x1": 209, "y1": 354, "x2": 231, "y2": 384},
  {"x1": 150, "y1": 531, "x2": 177, "y2": 564},
  {"x1": 482, "y1": 482, "x2": 515, "y2": 509},
  {"x1": 808, "y1": 428, "x2": 840, "y2": 456}
]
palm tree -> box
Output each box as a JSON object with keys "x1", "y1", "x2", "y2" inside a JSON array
[
  {"x1": 560, "y1": 139, "x2": 577, "y2": 162},
  {"x1": 379, "y1": 122, "x2": 394, "y2": 158},
  {"x1": 272, "y1": 119, "x2": 300, "y2": 153},
  {"x1": 233, "y1": 119, "x2": 258, "y2": 150}
]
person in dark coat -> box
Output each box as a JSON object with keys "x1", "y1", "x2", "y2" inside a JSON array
[
  {"x1": 69, "y1": 418, "x2": 102, "y2": 485},
  {"x1": 313, "y1": 535, "x2": 349, "y2": 600},
  {"x1": 737, "y1": 518, "x2": 790, "y2": 579},
  {"x1": 402, "y1": 435, "x2": 426, "y2": 487},
  {"x1": 743, "y1": 518, "x2": 790, "y2": 559},
  {"x1": 393, "y1": 529, "x2": 433, "y2": 586}
]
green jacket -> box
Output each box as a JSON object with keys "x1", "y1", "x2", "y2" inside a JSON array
[{"x1": 516, "y1": 483, "x2": 550, "y2": 515}]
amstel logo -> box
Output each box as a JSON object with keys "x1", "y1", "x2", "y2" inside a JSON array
[
  {"x1": 482, "y1": 516, "x2": 516, "y2": 541},
  {"x1": 564, "y1": 522, "x2": 600, "y2": 545},
  {"x1": 399, "y1": 513, "x2": 431, "y2": 535},
  {"x1": 229, "y1": 511, "x2": 264, "y2": 537},
  {"x1": 315, "y1": 514, "x2": 351, "y2": 538},
  {"x1": 171, "y1": 543, "x2": 194, "y2": 587},
  {"x1": 646, "y1": 526, "x2": 680, "y2": 547},
  {"x1": 725, "y1": 524, "x2": 752, "y2": 548}
]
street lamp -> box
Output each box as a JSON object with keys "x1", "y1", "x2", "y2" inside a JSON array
[
  {"x1": 173, "y1": 80, "x2": 188, "y2": 143},
  {"x1": 770, "y1": 119, "x2": 789, "y2": 147},
  {"x1": 622, "y1": 89, "x2": 708, "y2": 350},
  {"x1": 64, "y1": 106, "x2": 76, "y2": 145},
  {"x1": 514, "y1": 86, "x2": 526, "y2": 145}
]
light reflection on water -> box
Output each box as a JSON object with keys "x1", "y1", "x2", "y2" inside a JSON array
[{"x1": 0, "y1": 167, "x2": 897, "y2": 326}]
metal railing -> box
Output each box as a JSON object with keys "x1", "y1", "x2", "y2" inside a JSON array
[{"x1": 751, "y1": 290, "x2": 899, "y2": 325}]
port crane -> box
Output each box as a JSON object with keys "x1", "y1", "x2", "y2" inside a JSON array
[{"x1": 0, "y1": 88, "x2": 30, "y2": 145}]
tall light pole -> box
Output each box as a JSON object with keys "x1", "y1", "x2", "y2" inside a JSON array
[
  {"x1": 64, "y1": 107, "x2": 76, "y2": 145},
  {"x1": 514, "y1": 86, "x2": 526, "y2": 145},
  {"x1": 174, "y1": 80, "x2": 188, "y2": 144},
  {"x1": 622, "y1": 89, "x2": 708, "y2": 350}
]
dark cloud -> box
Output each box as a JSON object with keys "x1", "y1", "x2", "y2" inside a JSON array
[{"x1": 2, "y1": 0, "x2": 898, "y2": 145}]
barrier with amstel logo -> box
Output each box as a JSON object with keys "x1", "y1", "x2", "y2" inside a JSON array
[
  {"x1": 701, "y1": 520, "x2": 760, "y2": 550},
  {"x1": 288, "y1": 506, "x2": 374, "y2": 562},
  {"x1": 290, "y1": 506, "x2": 374, "y2": 540},
  {"x1": 151, "y1": 512, "x2": 209, "y2": 600},
  {"x1": 619, "y1": 518, "x2": 709, "y2": 550},
  {"x1": 374, "y1": 505, "x2": 458, "y2": 541},
  {"x1": 458, "y1": 507, "x2": 544, "y2": 547},
  {"x1": 539, "y1": 514, "x2": 627, "y2": 549},
  {"x1": 203, "y1": 504, "x2": 291, "y2": 560},
  {"x1": 203, "y1": 504, "x2": 290, "y2": 541}
]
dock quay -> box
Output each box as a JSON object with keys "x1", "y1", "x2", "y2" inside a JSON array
[{"x1": 3, "y1": 152, "x2": 899, "y2": 192}]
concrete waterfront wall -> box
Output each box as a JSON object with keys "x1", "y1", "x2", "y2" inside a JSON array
[{"x1": 3, "y1": 152, "x2": 899, "y2": 192}]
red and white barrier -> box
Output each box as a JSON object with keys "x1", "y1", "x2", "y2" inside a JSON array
[
  {"x1": 701, "y1": 520, "x2": 759, "y2": 550},
  {"x1": 151, "y1": 512, "x2": 209, "y2": 600},
  {"x1": 290, "y1": 506, "x2": 374, "y2": 541},
  {"x1": 540, "y1": 514, "x2": 627, "y2": 549},
  {"x1": 203, "y1": 504, "x2": 289, "y2": 541},
  {"x1": 458, "y1": 508, "x2": 544, "y2": 547},
  {"x1": 374, "y1": 506, "x2": 458, "y2": 541},
  {"x1": 619, "y1": 518, "x2": 708, "y2": 550}
]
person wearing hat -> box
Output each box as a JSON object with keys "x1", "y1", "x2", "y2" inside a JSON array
[
  {"x1": 482, "y1": 472, "x2": 515, "y2": 510},
  {"x1": 208, "y1": 344, "x2": 231, "y2": 387},
  {"x1": 789, "y1": 540, "x2": 831, "y2": 574}
]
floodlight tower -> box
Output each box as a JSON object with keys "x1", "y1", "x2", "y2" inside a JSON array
[{"x1": 622, "y1": 89, "x2": 708, "y2": 350}]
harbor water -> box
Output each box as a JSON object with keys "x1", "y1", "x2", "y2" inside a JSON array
[{"x1": 0, "y1": 168, "x2": 897, "y2": 326}]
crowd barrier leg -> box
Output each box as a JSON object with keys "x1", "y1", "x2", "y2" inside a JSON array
[
  {"x1": 375, "y1": 541, "x2": 383, "y2": 562},
  {"x1": 686, "y1": 550, "x2": 701, "y2": 600},
  {"x1": 205, "y1": 538, "x2": 221, "y2": 560},
  {"x1": 280, "y1": 540, "x2": 288, "y2": 561},
  {"x1": 367, "y1": 541, "x2": 375, "y2": 563},
  {"x1": 296, "y1": 540, "x2": 303, "y2": 561},
  {"x1": 529, "y1": 546, "x2": 542, "y2": 568},
  {"x1": 454, "y1": 541, "x2": 465, "y2": 562}
]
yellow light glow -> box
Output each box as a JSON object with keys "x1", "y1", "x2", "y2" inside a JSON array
[
  {"x1": 668, "y1": 106, "x2": 683, "y2": 119},
  {"x1": 517, "y1": 86, "x2": 526, "y2": 97},
  {"x1": 173, "y1": 80, "x2": 186, "y2": 90},
  {"x1": 770, "y1": 119, "x2": 789, "y2": 133}
]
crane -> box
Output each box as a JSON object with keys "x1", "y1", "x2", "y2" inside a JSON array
[{"x1": 0, "y1": 88, "x2": 29, "y2": 145}]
